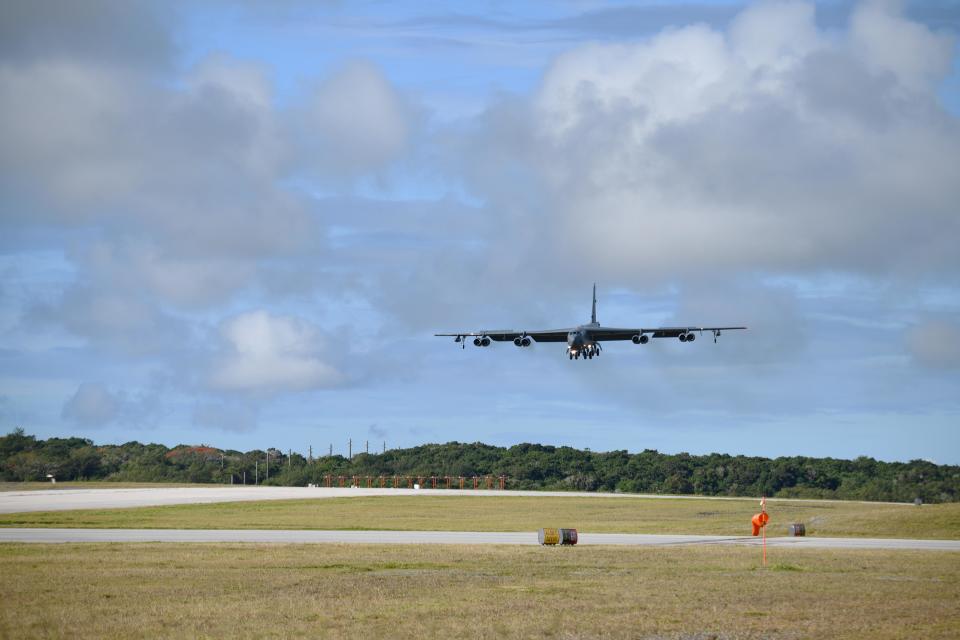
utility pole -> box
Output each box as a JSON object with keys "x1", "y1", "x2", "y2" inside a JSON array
[
  {"x1": 220, "y1": 454, "x2": 224, "y2": 471},
  {"x1": 255, "y1": 461, "x2": 258, "y2": 485},
  {"x1": 365, "y1": 440, "x2": 369, "y2": 455},
  {"x1": 288, "y1": 449, "x2": 292, "y2": 471},
  {"x1": 383, "y1": 441, "x2": 386, "y2": 454},
  {"x1": 349, "y1": 438, "x2": 352, "y2": 460},
  {"x1": 265, "y1": 450, "x2": 269, "y2": 482},
  {"x1": 309, "y1": 445, "x2": 313, "y2": 463},
  {"x1": 243, "y1": 470, "x2": 246, "y2": 485},
  {"x1": 329, "y1": 443, "x2": 332, "y2": 457}
]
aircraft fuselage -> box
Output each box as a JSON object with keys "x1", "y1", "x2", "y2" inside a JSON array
[
  {"x1": 567, "y1": 324, "x2": 598, "y2": 349},
  {"x1": 567, "y1": 323, "x2": 601, "y2": 358}
]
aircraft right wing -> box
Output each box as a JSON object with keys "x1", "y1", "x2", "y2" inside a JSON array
[{"x1": 434, "y1": 329, "x2": 571, "y2": 345}]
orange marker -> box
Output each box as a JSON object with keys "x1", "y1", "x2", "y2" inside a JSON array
[
  {"x1": 751, "y1": 496, "x2": 769, "y2": 566},
  {"x1": 751, "y1": 510, "x2": 769, "y2": 536}
]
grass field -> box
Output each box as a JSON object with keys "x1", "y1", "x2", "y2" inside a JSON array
[
  {"x1": 3, "y1": 495, "x2": 959, "y2": 539},
  {"x1": 1, "y1": 543, "x2": 957, "y2": 639}
]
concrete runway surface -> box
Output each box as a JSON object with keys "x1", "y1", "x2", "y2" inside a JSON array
[
  {"x1": 1, "y1": 487, "x2": 953, "y2": 550},
  {"x1": 1, "y1": 528, "x2": 958, "y2": 550},
  {"x1": 0, "y1": 486, "x2": 914, "y2": 514}
]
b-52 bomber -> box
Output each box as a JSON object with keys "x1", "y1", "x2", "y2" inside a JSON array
[{"x1": 436, "y1": 285, "x2": 746, "y2": 360}]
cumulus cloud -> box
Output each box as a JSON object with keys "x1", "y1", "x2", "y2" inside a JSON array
[
  {"x1": 211, "y1": 311, "x2": 345, "y2": 392},
  {"x1": 29, "y1": 285, "x2": 189, "y2": 357},
  {"x1": 0, "y1": 0, "x2": 174, "y2": 69},
  {"x1": 907, "y1": 319, "x2": 960, "y2": 369},
  {"x1": 4, "y1": 0, "x2": 959, "y2": 450},
  {"x1": 0, "y1": 52, "x2": 312, "y2": 274},
  {"x1": 850, "y1": 0, "x2": 955, "y2": 92},
  {"x1": 192, "y1": 402, "x2": 259, "y2": 434},
  {"x1": 447, "y1": 0, "x2": 960, "y2": 285},
  {"x1": 295, "y1": 60, "x2": 412, "y2": 180},
  {"x1": 61, "y1": 382, "x2": 119, "y2": 426},
  {"x1": 60, "y1": 381, "x2": 166, "y2": 428}
]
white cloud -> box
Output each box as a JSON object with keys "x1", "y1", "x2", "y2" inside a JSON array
[
  {"x1": 295, "y1": 60, "x2": 412, "y2": 179},
  {"x1": 60, "y1": 380, "x2": 165, "y2": 428},
  {"x1": 473, "y1": 0, "x2": 960, "y2": 284},
  {"x1": 211, "y1": 311, "x2": 345, "y2": 392},
  {"x1": 850, "y1": 0, "x2": 955, "y2": 92},
  {"x1": 0, "y1": 53, "x2": 313, "y2": 262},
  {"x1": 907, "y1": 319, "x2": 960, "y2": 369},
  {"x1": 33, "y1": 286, "x2": 188, "y2": 357},
  {"x1": 61, "y1": 382, "x2": 119, "y2": 426},
  {"x1": 192, "y1": 401, "x2": 258, "y2": 433}
]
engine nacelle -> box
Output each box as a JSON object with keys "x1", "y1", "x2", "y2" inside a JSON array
[
  {"x1": 473, "y1": 336, "x2": 491, "y2": 347},
  {"x1": 679, "y1": 332, "x2": 695, "y2": 342},
  {"x1": 632, "y1": 334, "x2": 649, "y2": 345},
  {"x1": 513, "y1": 336, "x2": 532, "y2": 347}
]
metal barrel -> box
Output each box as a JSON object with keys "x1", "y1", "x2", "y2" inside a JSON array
[
  {"x1": 539, "y1": 528, "x2": 560, "y2": 545},
  {"x1": 787, "y1": 523, "x2": 806, "y2": 537},
  {"x1": 558, "y1": 528, "x2": 578, "y2": 545}
]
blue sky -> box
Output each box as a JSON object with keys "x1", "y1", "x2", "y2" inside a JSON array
[{"x1": 1, "y1": 0, "x2": 959, "y2": 463}]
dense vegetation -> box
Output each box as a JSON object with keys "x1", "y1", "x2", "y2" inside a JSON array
[{"x1": 2, "y1": 429, "x2": 957, "y2": 503}]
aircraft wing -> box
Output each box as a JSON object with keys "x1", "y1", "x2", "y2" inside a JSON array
[
  {"x1": 435, "y1": 329, "x2": 571, "y2": 343},
  {"x1": 590, "y1": 326, "x2": 748, "y2": 341}
]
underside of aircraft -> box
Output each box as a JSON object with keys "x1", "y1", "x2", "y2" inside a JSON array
[{"x1": 436, "y1": 285, "x2": 746, "y2": 360}]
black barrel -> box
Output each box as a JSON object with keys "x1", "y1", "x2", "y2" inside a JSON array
[
  {"x1": 558, "y1": 528, "x2": 578, "y2": 545},
  {"x1": 787, "y1": 523, "x2": 806, "y2": 537}
]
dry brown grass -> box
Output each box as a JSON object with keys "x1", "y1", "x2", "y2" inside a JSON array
[
  {"x1": 3, "y1": 495, "x2": 959, "y2": 540},
  {"x1": 0, "y1": 543, "x2": 957, "y2": 639}
]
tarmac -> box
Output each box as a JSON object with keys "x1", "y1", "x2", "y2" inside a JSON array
[
  {"x1": 2, "y1": 486, "x2": 953, "y2": 551},
  {"x1": 0, "y1": 486, "x2": 916, "y2": 514},
  {"x1": 0, "y1": 528, "x2": 957, "y2": 550}
]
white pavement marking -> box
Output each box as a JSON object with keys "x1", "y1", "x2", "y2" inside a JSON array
[
  {"x1": 0, "y1": 528, "x2": 957, "y2": 550},
  {"x1": 0, "y1": 486, "x2": 915, "y2": 514}
]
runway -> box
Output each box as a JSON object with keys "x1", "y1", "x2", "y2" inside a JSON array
[
  {"x1": 0, "y1": 487, "x2": 639, "y2": 513},
  {"x1": 1, "y1": 528, "x2": 957, "y2": 550},
  {"x1": 0, "y1": 486, "x2": 913, "y2": 514}
]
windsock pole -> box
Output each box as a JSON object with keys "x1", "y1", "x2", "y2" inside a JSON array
[
  {"x1": 750, "y1": 498, "x2": 770, "y2": 567},
  {"x1": 761, "y1": 496, "x2": 767, "y2": 567}
]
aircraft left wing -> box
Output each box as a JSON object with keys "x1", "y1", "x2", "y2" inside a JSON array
[{"x1": 589, "y1": 326, "x2": 748, "y2": 342}]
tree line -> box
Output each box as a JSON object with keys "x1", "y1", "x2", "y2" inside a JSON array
[{"x1": 1, "y1": 429, "x2": 957, "y2": 503}]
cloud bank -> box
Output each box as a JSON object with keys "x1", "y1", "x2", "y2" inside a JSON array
[{"x1": 1, "y1": 0, "x2": 957, "y2": 460}]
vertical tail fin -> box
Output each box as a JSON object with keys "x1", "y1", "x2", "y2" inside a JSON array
[{"x1": 591, "y1": 283, "x2": 597, "y2": 324}]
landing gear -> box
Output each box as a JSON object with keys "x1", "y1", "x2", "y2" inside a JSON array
[{"x1": 569, "y1": 345, "x2": 602, "y2": 360}]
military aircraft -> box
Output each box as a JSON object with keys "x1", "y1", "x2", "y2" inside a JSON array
[{"x1": 436, "y1": 285, "x2": 746, "y2": 360}]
